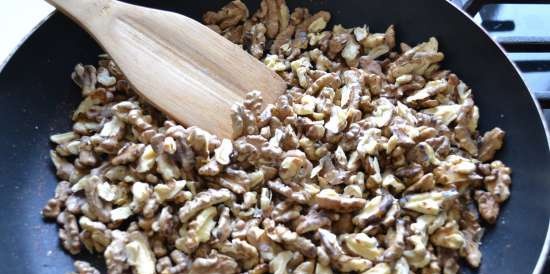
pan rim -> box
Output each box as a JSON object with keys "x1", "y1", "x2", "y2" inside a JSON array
[
  {"x1": 444, "y1": 2, "x2": 550, "y2": 273},
  {"x1": 1, "y1": 1, "x2": 548, "y2": 273}
]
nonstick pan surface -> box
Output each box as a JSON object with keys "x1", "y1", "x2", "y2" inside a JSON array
[{"x1": 0, "y1": 0, "x2": 549, "y2": 273}]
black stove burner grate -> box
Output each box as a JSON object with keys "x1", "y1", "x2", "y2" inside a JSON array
[{"x1": 452, "y1": 0, "x2": 550, "y2": 109}]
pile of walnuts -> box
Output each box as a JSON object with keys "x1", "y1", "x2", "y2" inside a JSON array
[{"x1": 44, "y1": 1, "x2": 511, "y2": 274}]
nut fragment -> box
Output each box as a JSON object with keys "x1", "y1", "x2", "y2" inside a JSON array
[
  {"x1": 430, "y1": 221, "x2": 464, "y2": 250},
  {"x1": 72, "y1": 260, "x2": 100, "y2": 274},
  {"x1": 401, "y1": 190, "x2": 457, "y2": 215},
  {"x1": 188, "y1": 251, "x2": 239, "y2": 274},
  {"x1": 315, "y1": 188, "x2": 366, "y2": 212},
  {"x1": 478, "y1": 127, "x2": 505, "y2": 162},
  {"x1": 353, "y1": 194, "x2": 393, "y2": 228},
  {"x1": 343, "y1": 233, "x2": 382, "y2": 260},
  {"x1": 215, "y1": 138, "x2": 234, "y2": 165},
  {"x1": 474, "y1": 191, "x2": 499, "y2": 224},
  {"x1": 270, "y1": 251, "x2": 293, "y2": 274},
  {"x1": 178, "y1": 188, "x2": 232, "y2": 223},
  {"x1": 126, "y1": 232, "x2": 156, "y2": 274}
]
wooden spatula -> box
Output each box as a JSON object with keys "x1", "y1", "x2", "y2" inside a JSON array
[{"x1": 46, "y1": 0, "x2": 286, "y2": 138}]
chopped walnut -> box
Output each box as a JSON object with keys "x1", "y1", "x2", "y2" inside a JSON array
[
  {"x1": 126, "y1": 232, "x2": 156, "y2": 274},
  {"x1": 353, "y1": 194, "x2": 393, "y2": 228},
  {"x1": 203, "y1": 0, "x2": 249, "y2": 30},
  {"x1": 318, "y1": 228, "x2": 372, "y2": 272},
  {"x1": 269, "y1": 251, "x2": 293, "y2": 274},
  {"x1": 46, "y1": 3, "x2": 512, "y2": 273},
  {"x1": 315, "y1": 188, "x2": 366, "y2": 212},
  {"x1": 57, "y1": 211, "x2": 81, "y2": 255},
  {"x1": 188, "y1": 251, "x2": 239, "y2": 274},
  {"x1": 71, "y1": 260, "x2": 100, "y2": 274},
  {"x1": 430, "y1": 221, "x2": 464, "y2": 250},
  {"x1": 401, "y1": 190, "x2": 458, "y2": 215},
  {"x1": 71, "y1": 63, "x2": 97, "y2": 96},
  {"x1": 362, "y1": 263, "x2": 391, "y2": 274},
  {"x1": 266, "y1": 221, "x2": 317, "y2": 258},
  {"x1": 178, "y1": 188, "x2": 232, "y2": 223},
  {"x1": 484, "y1": 160, "x2": 512, "y2": 203},
  {"x1": 216, "y1": 238, "x2": 260, "y2": 270},
  {"x1": 478, "y1": 127, "x2": 505, "y2": 162},
  {"x1": 343, "y1": 233, "x2": 383, "y2": 260},
  {"x1": 474, "y1": 191, "x2": 499, "y2": 224},
  {"x1": 79, "y1": 216, "x2": 112, "y2": 252},
  {"x1": 178, "y1": 206, "x2": 218, "y2": 253}
]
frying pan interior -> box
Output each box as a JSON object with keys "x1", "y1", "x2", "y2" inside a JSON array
[{"x1": 0, "y1": 0, "x2": 548, "y2": 273}]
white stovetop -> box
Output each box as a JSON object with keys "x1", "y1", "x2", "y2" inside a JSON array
[{"x1": 0, "y1": 0, "x2": 54, "y2": 67}]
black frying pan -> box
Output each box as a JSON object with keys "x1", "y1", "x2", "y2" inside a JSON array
[{"x1": 0, "y1": 0, "x2": 549, "y2": 273}]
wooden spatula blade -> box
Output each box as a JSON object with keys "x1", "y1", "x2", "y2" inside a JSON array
[{"x1": 46, "y1": 0, "x2": 287, "y2": 138}]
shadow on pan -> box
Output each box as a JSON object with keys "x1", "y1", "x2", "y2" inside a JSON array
[{"x1": 0, "y1": 0, "x2": 548, "y2": 273}]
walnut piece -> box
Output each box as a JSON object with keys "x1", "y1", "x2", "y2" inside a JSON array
[{"x1": 178, "y1": 188, "x2": 232, "y2": 223}]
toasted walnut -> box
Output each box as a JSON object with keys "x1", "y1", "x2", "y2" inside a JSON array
[
  {"x1": 400, "y1": 190, "x2": 458, "y2": 215},
  {"x1": 433, "y1": 155, "x2": 480, "y2": 186},
  {"x1": 50, "y1": 150, "x2": 80, "y2": 183},
  {"x1": 72, "y1": 64, "x2": 97, "y2": 96},
  {"x1": 461, "y1": 226, "x2": 483, "y2": 268},
  {"x1": 318, "y1": 229, "x2": 372, "y2": 272},
  {"x1": 57, "y1": 211, "x2": 81, "y2": 255},
  {"x1": 215, "y1": 138, "x2": 234, "y2": 165},
  {"x1": 178, "y1": 188, "x2": 232, "y2": 223},
  {"x1": 362, "y1": 263, "x2": 390, "y2": 274},
  {"x1": 484, "y1": 160, "x2": 511, "y2": 203},
  {"x1": 203, "y1": 0, "x2": 249, "y2": 30},
  {"x1": 405, "y1": 79, "x2": 448, "y2": 103},
  {"x1": 430, "y1": 221, "x2": 464, "y2": 250},
  {"x1": 353, "y1": 194, "x2": 393, "y2": 228},
  {"x1": 295, "y1": 206, "x2": 331, "y2": 234},
  {"x1": 474, "y1": 191, "x2": 499, "y2": 224},
  {"x1": 154, "y1": 180, "x2": 187, "y2": 204},
  {"x1": 79, "y1": 216, "x2": 112, "y2": 252},
  {"x1": 42, "y1": 198, "x2": 63, "y2": 218},
  {"x1": 178, "y1": 207, "x2": 218, "y2": 253},
  {"x1": 111, "y1": 205, "x2": 133, "y2": 222},
  {"x1": 315, "y1": 188, "x2": 366, "y2": 212},
  {"x1": 272, "y1": 200, "x2": 301, "y2": 222},
  {"x1": 422, "y1": 104, "x2": 462, "y2": 126},
  {"x1": 478, "y1": 127, "x2": 505, "y2": 162},
  {"x1": 393, "y1": 257, "x2": 410, "y2": 274},
  {"x1": 71, "y1": 260, "x2": 100, "y2": 274},
  {"x1": 247, "y1": 225, "x2": 282, "y2": 261},
  {"x1": 404, "y1": 173, "x2": 435, "y2": 194},
  {"x1": 343, "y1": 233, "x2": 382, "y2": 260},
  {"x1": 403, "y1": 234, "x2": 430, "y2": 268},
  {"x1": 46, "y1": 2, "x2": 512, "y2": 273},
  {"x1": 382, "y1": 220, "x2": 406, "y2": 262},
  {"x1": 292, "y1": 260, "x2": 314, "y2": 274},
  {"x1": 188, "y1": 251, "x2": 239, "y2": 274},
  {"x1": 125, "y1": 232, "x2": 156, "y2": 274},
  {"x1": 159, "y1": 250, "x2": 190, "y2": 274},
  {"x1": 269, "y1": 251, "x2": 293, "y2": 274},
  {"x1": 216, "y1": 238, "x2": 260, "y2": 270},
  {"x1": 267, "y1": 179, "x2": 311, "y2": 205},
  {"x1": 83, "y1": 176, "x2": 111, "y2": 222},
  {"x1": 266, "y1": 222, "x2": 317, "y2": 258},
  {"x1": 388, "y1": 37, "x2": 444, "y2": 80}
]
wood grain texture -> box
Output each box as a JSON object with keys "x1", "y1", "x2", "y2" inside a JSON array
[{"x1": 45, "y1": 0, "x2": 286, "y2": 138}]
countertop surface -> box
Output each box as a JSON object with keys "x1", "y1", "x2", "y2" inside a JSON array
[{"x1": 0, "y1": 0, "x2": 54, "y2": 68}]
